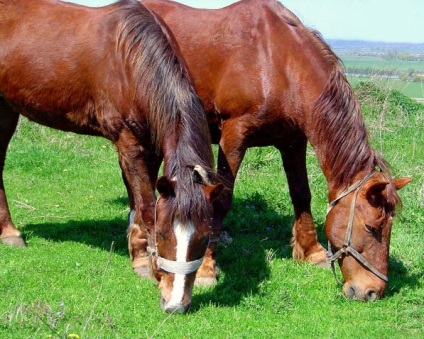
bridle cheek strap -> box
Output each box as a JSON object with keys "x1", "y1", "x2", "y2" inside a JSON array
[
  {"x1": 327, "y1": 242, "x2": 389, "y2": 285},
  {"x1": 326, "y1": 171, "x2": 389, "y2": 284}
]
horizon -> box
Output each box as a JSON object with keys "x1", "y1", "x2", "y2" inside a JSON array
[
  {"x1": 70, "y1": 0, "x2": 424, "y2": 44},
  {"x1": 326, "y1": 39, "x2": 424, "y2": 46}
]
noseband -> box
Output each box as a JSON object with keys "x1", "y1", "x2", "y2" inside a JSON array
[
  {"x1": 326, "y1": 171, "x2": 389, "y2": 285},
  {"x1": 147, "y1": 196, "x2": 205, "y2": 275}
]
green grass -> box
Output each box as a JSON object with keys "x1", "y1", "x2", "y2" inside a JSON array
[{"x1": 1, "y1": 86, "x2": 423, "y2": 337}]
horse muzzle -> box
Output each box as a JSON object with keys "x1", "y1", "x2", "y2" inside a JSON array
[
  {"x1": 161, "y1": 297, "x2": 191, "y2": 313},
  {"x1": 343, "y1": 282, "x2": 382, "y2": 301}
]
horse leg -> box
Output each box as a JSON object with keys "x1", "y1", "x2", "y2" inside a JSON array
[
  {"x1": 116, "y1": 131, "x2": 161, "y2": 279},
  {"x1": 195, "y1": 122, "x2": 246, "y2": 285},
  {"x1": 122, "y1": 171, "x2": 135, "y2": 222},
  {"x1": 0, "y1": 100, "x2": 25, "y2": 247},
  {"x1": 279, "y1": 138, "x2": 327, "y2": 267}
]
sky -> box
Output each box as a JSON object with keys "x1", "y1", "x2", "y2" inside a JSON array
[{"x1": 70, "y1": 0, "x2": 424, "y2": 43}]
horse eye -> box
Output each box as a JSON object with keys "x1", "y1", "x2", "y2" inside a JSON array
[
  {"x1": 157, "y1": 231, "x2": 165, "y2": 239},
  {"x1": 202, "y1": 236, "x2": 210, "y2": 245},
  {"x1": 365, "y1": 224, "x2": 377, "y2": 234}
]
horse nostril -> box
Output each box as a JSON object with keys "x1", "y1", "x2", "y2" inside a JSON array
[
  {"x1": 163, "y1": 301, "x2": 187, "y2": 314},
  {"x1": 184, "y1": 302, "x2": 191, "y2": 313},
  {"x1": 345, "y1": 285, "x2": 356, "y2": 299},
  {"x1": 160, "y1": 297, "x2": 166, "y2": 310},
  {"x1": 365, "y1": 289, "x2": 379, "y2": 302}
]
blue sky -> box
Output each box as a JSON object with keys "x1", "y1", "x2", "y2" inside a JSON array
[{"x1": 71, "y1": 0, "x2": 424, "y2": 43}]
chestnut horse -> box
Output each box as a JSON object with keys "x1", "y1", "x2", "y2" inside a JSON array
[
  {"x1": 143, "y1": 0, "x2": 412, "y2": 301},
  {"x1": 0, "y1": 0, "x2": 223, "y2": 313}
]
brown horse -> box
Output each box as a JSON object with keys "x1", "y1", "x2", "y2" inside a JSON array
[
  {"x1": 143, "y1": 0, "x2": 412, "y2": 301},
  {"x1": 0, "y1": 0, "x2": 223, "y2": 313}
]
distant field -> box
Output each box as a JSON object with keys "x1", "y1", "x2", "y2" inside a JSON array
[
  {"x1": 341, "y1": 55, "x2": 424, "y2": 73},
  {"x1": 347, "y1": 76, "x2": 424, "y2": 100},
  {"x1": 339, "y1": 55, "x2": 424, "y2": 100}
]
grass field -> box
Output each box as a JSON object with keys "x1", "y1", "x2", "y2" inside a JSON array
[{"x1": 0, "y1": 86, "x2": 423, "y2": 337}]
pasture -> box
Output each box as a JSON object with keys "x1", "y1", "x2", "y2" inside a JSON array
[
  {"x1": 348, "y1": 77, "x2": 424, "y2": 102},
  {"x1": 341, "y1": 54, "x2": 424, "y2": 101},
  {"x1": 0, "y1": 86, "x2": 423, "y2": 337}
]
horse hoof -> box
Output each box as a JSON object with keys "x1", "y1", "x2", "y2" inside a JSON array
[
  {"x1": 307, "y1": 249, "x2": 329, "y2": 268},
  {"x1": 194, "y1": 277, "x2": 218, "y2": 287},
  {"x1": 219, "y1": 231, "x2": 233, "y2": 245},
  {"x1": 1, "y1": 236, "x2": 26, "y2": 247},
  {"x1": 315, "y1": 260, "x2": 330, "y2": 269},
  {"x1": 133, "y1": 266, "x2": 152, "y2": 279}
]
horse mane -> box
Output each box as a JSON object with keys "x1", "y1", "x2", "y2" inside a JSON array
[
  {"x1": 114, "y1": 0, "x2": 217, "y2": 224},
  {"x1": 294, "y1": 16, "x2": 386, "y2": 188},
  {"x1": 314, "y1": 62, "x2": 376, "y2": 186},
  {"x1": 273, "y1": 1, "x2": 399, "y2": 206}
]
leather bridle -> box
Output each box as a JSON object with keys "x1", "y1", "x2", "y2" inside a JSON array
[{"x1": 326, "y1": 171, "x2": 389, "y2": 285}]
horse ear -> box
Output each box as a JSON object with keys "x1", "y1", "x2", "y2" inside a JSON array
[
  {"x1": 192, "y1": 169, "x2": 204, "y2": 185},
  {"x1": 192, "y1": 165, "x2": 211, "y2": 185},
  {"x1": 202, "y1": 184, "x2": 224, "y2": 202},
  {"x1": 156, "y1": 176, "x2": 175, "y2": 198},
  {"x1": 393, "y1": 177, "x2": 412, "y2": 190},
  {"x1": 364, "y1": 179, "x2": 390, "y2": 205}
]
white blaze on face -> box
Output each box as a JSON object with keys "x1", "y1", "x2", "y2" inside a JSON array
[{"x1": 167, "y1": 219, "x2": 195, "y2": 308}]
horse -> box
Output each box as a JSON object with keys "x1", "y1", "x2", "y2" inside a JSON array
[
  {"x1": 142, "y1": 0, "x2": 412, "y2": 301},
  {"x1": 0, "y1": 0, "x2": 224, "y2": 313}
]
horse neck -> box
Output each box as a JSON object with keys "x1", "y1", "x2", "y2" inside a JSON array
[{"x1": 306, "y1": 67, "x2": 376, "y2": 201}]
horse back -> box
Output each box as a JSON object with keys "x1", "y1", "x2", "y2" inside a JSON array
[
  {"x1": 0, "y1": 0, "x2": 128, "y2": 136},
  {"x1": 143, "y1": 0, "x2": 337, "y2": 144}
]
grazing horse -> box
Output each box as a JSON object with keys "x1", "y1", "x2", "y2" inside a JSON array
[
  {"x1": 143, "y1": 0, "x2": 412, "y2": 300},
  {"x1": 0, "y1": 0, "x2": 223, "y2": 313}
]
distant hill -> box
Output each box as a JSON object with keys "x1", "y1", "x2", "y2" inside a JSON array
[{"x1": 327, "y1": 39, "x2": 424, "y2": 57}]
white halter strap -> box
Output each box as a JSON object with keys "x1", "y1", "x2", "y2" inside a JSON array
[{"x1": 156, "y1": 256, "x2": 204, "y2": 275}]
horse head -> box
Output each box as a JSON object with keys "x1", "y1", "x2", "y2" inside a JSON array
[
  {"x1": 150, "y1": 165, "x2": 223, "y2": 313},
  {"x1": 325, "y1": 171, "x2": 411, "y2": 301}
]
